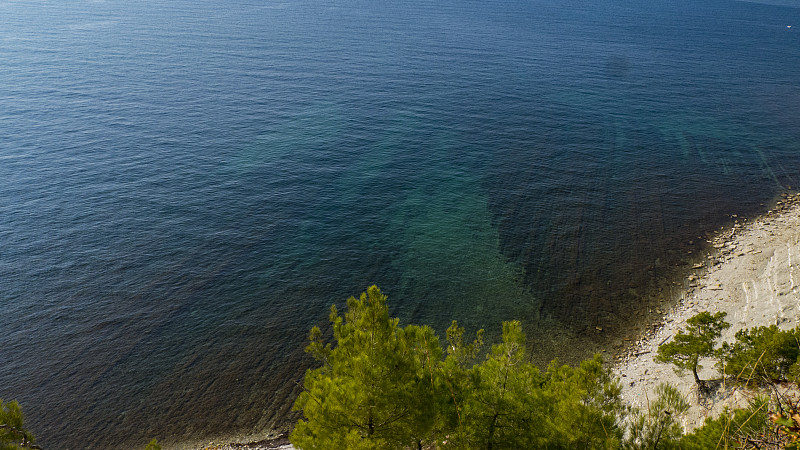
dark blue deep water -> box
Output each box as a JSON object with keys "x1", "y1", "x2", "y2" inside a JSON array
[{"x1": 3, "y1": 0, "x2": 800, "y2": 447}]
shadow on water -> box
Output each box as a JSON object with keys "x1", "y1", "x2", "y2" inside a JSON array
[{"x1": 488, "y1": 108, "x2": 800, "y2": 360}]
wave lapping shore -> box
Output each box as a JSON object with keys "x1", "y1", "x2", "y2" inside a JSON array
[
  {"x1": 179, "y1": 434, "x2": 293, "y2": 450},
  {"x1": 616, "y1": 192, "x2": 800, "y2": 430}
]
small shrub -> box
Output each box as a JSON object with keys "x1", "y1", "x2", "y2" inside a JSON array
[{"x1": 721, "y1": 325, "x2": 800, "y2": 385}]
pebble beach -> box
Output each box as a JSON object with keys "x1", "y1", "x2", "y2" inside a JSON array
[{"x1": 616, "y1": 192, "x2": 800, "y2": 430}]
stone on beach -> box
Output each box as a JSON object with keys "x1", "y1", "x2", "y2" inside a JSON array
[{"x1": 615, "y1": 194, "x2": 800, "y2": 431}]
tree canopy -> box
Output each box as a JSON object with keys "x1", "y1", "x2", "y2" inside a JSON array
[
  {"x1": 291, "y1": 289, "x2": 800, "y2": 450},
  {"x1": 0, "y1": 400, "x2": 38, "y2": 450},
  {"x1": 291, "y1": 286, "x2": 442, "y2": 449},
  {"x1": 720, "y1": 325, "x2": 800, "y2": 385},
  {"x1": 655, "y1": 311, "x2": 730, "y2": 385},
  {"x1": 291, "y1": 286, "x2": 627, "y2": 449}
]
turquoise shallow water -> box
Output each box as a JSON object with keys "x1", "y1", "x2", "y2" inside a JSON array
[{"x1": 2, "y1": 0, "x2": 800, "y2": 447}]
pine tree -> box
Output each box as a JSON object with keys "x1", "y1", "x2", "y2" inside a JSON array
[
  {"x1": 292, "y1": 287, "x2": 627, "y2": 449},
  {"x1": 290, "y1": 286, "x2": 442, "y2": 450},
  {"x1": 435, "y1": 320, "x2": 484, "y2": 446},
  {"x1": 458, "y1": 321, "x2": 547, "y2": 449},
  {"x1": 655, "y1": 311, "x2": 729, "y2": 386},
  {"x1": 0, "y1": 400, "x2": 38, "y2": 450},
  {"x1": 624, "y1": 383, "x2": 689, "y2": 450},
  {"x1": 544, "y1": 355, "x2": 626, "y2": 449},
  {"x1": 720, "y1": 325, "x2": 800, "y2": 385},
  {"x1": 456, "y1": 322, "x2": 624, "y2": 449}
]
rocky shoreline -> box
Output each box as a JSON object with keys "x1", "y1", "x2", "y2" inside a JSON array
[
  {"x1": 615, "y1": 191, "x2": 800, "y2": 430},
  {"x1": 176, "y1": 432, "x2": 293, "y2": 450}
]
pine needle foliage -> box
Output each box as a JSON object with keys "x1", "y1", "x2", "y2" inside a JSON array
[
  {"x1": 291, "y1": 286, "x2": 442, "y2": 449},
  {"x1": 720, "y1": 325, "x2": 800, "y2": 385},
  {"x1": 624, "y1": 384, "x2": 689, "y2": 450},
  {"x1": 0, "y1": 400, "x2": 37, "y2": 450},
  {"x1": 655, "y1": 311, "x2": 730, "y2": 385},
  {"x1": 291, "y1": 286, "x2": 626, "y2": 450}
]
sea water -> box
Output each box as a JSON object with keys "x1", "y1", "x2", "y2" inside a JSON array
[{"x1": 2, "y1": 0, "x2": 800, "y2": 447}]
